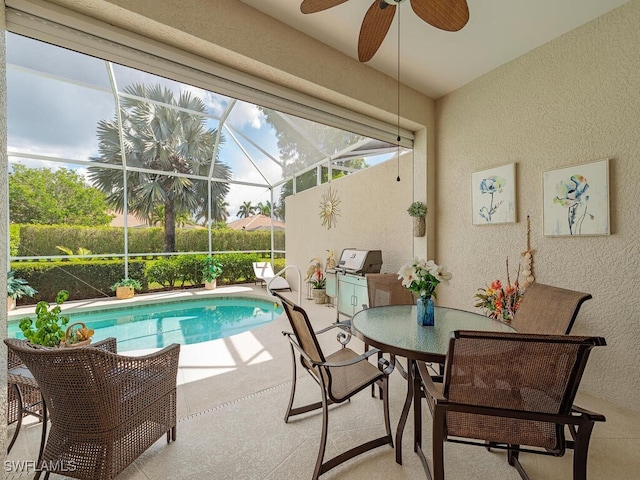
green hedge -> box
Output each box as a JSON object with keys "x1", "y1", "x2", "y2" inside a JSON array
[
  {"x1": 16, "y1": 224, "x2": 285, "y2": 256},
  {"x1": 10, "y1": 260, "x2": 147, "y2": 305},
  {"x1": 10, "y1": 254, "x2": 288, "y2": 306}
]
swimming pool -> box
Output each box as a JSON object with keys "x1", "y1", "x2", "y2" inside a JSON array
[{"x1": 9, "y1": 296, "x2": 283, "y2": 352}]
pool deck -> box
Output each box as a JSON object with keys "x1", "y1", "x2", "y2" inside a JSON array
[
  {"x1": 7, "y1": 285, "x2": 640, "y2": 480},
  {"x1": 8, "y1": 283, "x2": 306, "y2": 420}
]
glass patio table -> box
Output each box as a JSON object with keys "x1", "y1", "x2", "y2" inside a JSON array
[{"x1": 351, "y1": 304, "x2": 515, "y2": 465}]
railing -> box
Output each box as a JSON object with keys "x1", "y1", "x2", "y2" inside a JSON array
[{"x1": 268, "y1": 265, "x2": 302, "y2": 304}]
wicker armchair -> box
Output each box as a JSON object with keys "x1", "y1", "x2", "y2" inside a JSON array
[
  {"x1": 512, "y1": 283, "x2": 592, "y2": 334},
  {"x1": 7, "y1": 337, "x2": 119, "y2": 463},
  {"x1": 7, "y1": 348, "x2": 46, "y2": 459},
  {"x1": 5, "y1": 338, "x2": 180, "y2": 480},
  {"x1": 415, "y1": 331, "x2": 606, "y2": 480},
  {"x1": 272, "y1": 291, "x2": 393, "y2": 480}
]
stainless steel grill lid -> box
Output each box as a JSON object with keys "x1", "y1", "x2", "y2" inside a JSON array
[{"x1": 336, "y1": 249, "x2": 382, "y2": 275}]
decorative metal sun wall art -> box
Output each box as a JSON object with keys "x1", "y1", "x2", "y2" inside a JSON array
[{"x1": 319, "y1": 185, "x2": 341, "y2": 229}]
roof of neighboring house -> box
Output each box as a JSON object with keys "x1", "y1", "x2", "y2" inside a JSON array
[
  {"x1": 227, "y1": 214, "x2": 285, "y2": 231},
  {"x1": 109, "y1": 212, "x2": 149, "y2": 228}
]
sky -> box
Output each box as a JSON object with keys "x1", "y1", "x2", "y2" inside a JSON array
[{"x1": 6, "y1": 32, "x2": 395, "y2": 222}]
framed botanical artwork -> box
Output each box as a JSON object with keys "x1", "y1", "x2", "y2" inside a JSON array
[
  {"x1": 543, "y1": 158, "x2": 610, "y2": 236},
  {"x1": 471, "y1": 163, "x2": 517, "y2": 225}
]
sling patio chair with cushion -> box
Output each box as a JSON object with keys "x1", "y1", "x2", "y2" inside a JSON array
[
  {"x1": 5, "y1": 338, "x2": 180, "y2": 480},
  {"x1": 252, "y1": 261, "x2": 291, "y2": 291},
  {"x1": 512, "y1": 283, "x2": 592, "y2": 335},
  {"x1": 272, "y1": 291, "x2": 394, "y2": 480},
  {"x1": 415, "y1": 330, "x2": 606, "y2": 480}
]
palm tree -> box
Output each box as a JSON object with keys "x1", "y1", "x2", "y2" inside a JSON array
[
  {"x1": 255, "y1": 201, "x2": 272, "y2": 216},
  {"x1": 88, "y1": 83, "x2": 231, "y2": 252},
  {"x1": 236, "y1": 201, "x2": 255, "y2": 218}
]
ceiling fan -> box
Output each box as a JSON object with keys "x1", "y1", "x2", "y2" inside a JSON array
[{"x1": 300, "y1": 0, "x2": 469, "y2": 62}]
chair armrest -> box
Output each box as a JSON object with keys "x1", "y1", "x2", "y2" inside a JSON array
[
  {"x1": 417, "y1": 361, "x2": 446, "y2": 402},
  {"x1": 92, "y1": 337, "x2": 118, "y2": 353},
  {"x1": 283, "y1": 332, "x2": 381, "y2": 369},
  {"x1": 572, "y1": 404, "x2": 606, "y2": 422}
]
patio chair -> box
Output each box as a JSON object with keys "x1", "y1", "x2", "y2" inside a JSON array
[
  {"x1": 5, "y1": 338, "x2": 180, "y2": 480},
  {"x1": 365, "y1": 273, "x2": 416, "y2": 391},
  {"x1": 512, "y1": 283, "x2": 592, "y2": 334},
  {"x1": 252, "y1": 261, "x2": 291, "y2": 291},
  {"x1": 6, "y1": 337, "x2": 119, "y2": 462},
  {"x1": 366, "y1": 273, "x2": 415, "y2": 308},
  {"x1": 272, "y1": 291, "x2": 393, "y2": 480},
  {"x1": 416, "y1": 330, "x2": 606, "y2": 480}
]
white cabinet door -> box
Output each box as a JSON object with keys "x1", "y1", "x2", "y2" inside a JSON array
[{"x1": 337, "y1": 274, "x2": 368, "y2": 318}]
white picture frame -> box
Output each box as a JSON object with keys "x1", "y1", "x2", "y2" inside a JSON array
[
  {"x1": 543, "y1": 158, "x2": 610, "y2": 237},
  {"x1": 471, "y1": 163, "x2": 517, "y2": 225}
]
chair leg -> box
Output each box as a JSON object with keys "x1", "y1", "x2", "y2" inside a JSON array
[
  {"x1": 381, "y1": 376, "x2": 393, "y2": 444},
  {"x1": 7, "y1": 384, "x2": 23, "y2": 454},
  {"x1": 284, "y1": 344, "x2": 326, "y2": 419},
  {"x1": 285, "y1": 342, "x2": 300, "y2": 422},
  {"x1": 572, "y1": 419, "x2": 596, "y2": 480},
  {"x1": 431, "y1": 408, "x2": 446, "y2": 480},
  {"x1": 312, "y1": 390, "x2": 331, "y2": 480}
]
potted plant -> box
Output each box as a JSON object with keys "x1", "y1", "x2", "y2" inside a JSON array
[
  {"x1": 308, "y1": 267, "x2": 327, "y2": 304},
  {"x1": 111, "y1": 278, "x2": 142, "y2": 299},
  {"x1": 7, "y1": 270, "x2": 38, "y2": 311},
  {"x1": 407, "y1": 201, "x2": 428, "y2": 237},
  {"x1": 202, "y1": 256, "x2": 223, "y2": 290},
  {"x1": 18, "y1": 290, "x2": 71, "y2": 347}
]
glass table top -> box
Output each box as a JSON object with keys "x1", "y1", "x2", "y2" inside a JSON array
[{"x1": 351, "y1": 305, "x2": 516, "y2": 362}]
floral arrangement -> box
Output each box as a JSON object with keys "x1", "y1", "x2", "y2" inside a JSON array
[
  {"x1": 398, "y1": 258, "x2": 452, "y2": 299},
  {"x1": 308, "y1": 267, "x2": 326, "y2": 289},
  {"x1": 474, "y1": 259, "x2": 523, "y2": 322}
]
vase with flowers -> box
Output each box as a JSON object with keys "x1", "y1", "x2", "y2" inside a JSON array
[
  {"x1": 398, "y1": 258, "x2": 452, "y2": 326},
  {"x1": 474, "y1": 258, "x2": 523, "y2": 322},
  {"x1": 308, "y1": 267, "x2": 327, "y2": 304}
]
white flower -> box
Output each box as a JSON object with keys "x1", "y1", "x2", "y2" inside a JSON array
[
  {"x1": 431, "y1": 264, "x2": 452, "y2": 283},
  {"x1": 398, "y1": 263, "x2": 417, "y2": 287}
]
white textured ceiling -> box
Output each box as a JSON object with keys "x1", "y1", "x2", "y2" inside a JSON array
[{"x1": 239, "y1": 0, "x2": 629, "y2": 99}]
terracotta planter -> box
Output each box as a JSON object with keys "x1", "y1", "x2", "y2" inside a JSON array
[
  {"x1": 312, "y1": 288, "x2": 326, "y2": 304},
  {"x1": 115, "y1": 286, "x2": 135, "y2": 299},
  {"x1": 204, "y1": 279, "x2": 217, "y2": 290}
]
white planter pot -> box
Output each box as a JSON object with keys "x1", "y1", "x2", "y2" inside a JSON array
[{"x1": 204, "y1": 279, "x2": 217, "y2": 290}]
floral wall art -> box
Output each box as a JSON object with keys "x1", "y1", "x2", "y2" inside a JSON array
[
  {"x1": 471, "y1": 163, "x2": 516, "y2": 225},
  {"x1": 543, "y1": 159, "x2": 610, "y2": 236}
]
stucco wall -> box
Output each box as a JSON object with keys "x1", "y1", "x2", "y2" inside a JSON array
[
  {"x1": 1, "y1": 0, "x2": 8, "y2": 454},
  {"x1": 435, "y1": 0, "x2": 640, "y2": 410},
  {"x1": 286, "y1": 154, "x2": 415, "y2": 291}
]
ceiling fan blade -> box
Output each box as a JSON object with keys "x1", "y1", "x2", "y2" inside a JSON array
[
  {"x1": 300, "y1": 0, "x2": 349, "y2": 14},
  {"x1": 410, "y1": 0, "x2": 469, "y2": 32},
  {"x1": 358, "y1": 1, "x2": 396, "y2": 62}
]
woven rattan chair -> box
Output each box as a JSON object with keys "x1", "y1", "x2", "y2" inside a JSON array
[
  {"x1": 6, "y1": 337, "x2": 119, "y2": 463},
  {"x1": 273, "y1": 291, "x2": 393, "y2": 480},
  {"x1": 5, "y1": 338, "x2": 180, "y2": 480},
  {"x1": 512, "y1": 283, "x2": 592, "y2": 334},
  {"x1": 415, "y1": 330, "x2": 606, "y2": 480}
]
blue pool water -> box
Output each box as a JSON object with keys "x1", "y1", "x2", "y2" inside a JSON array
[{"x1": 9, "y1": 296, "x2": 283, "y2": 352}]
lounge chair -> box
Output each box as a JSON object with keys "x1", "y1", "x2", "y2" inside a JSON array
[{"x1": 252, "y1": 261, "x2": 291, "y2": 291}]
